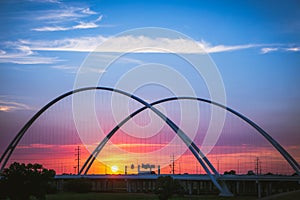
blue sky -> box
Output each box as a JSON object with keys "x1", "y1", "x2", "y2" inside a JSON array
[{"x1": 0, "y1": 0, "x2": 300, "y2": 162}]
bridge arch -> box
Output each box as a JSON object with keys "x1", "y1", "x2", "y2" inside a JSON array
[
  {"x1": 82, "y1": 96, "x2": 300, "y2": 176},
  {"x1": 1, "y1": 87, "x2": 299, "y2": 195},
  {"x1": 0, "y1": 87, "x2": 230, "y2": 195}
]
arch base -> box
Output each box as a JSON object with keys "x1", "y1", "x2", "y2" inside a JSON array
[{"x1": 219, "y1": 181, "x2": 234, "y2": 197}]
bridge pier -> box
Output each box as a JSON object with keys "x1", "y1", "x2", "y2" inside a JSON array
[
  {"x1": 257, "y1": 180, "x2": 261, "y2": 199},
  {"x1": 196, "y1": 181, "x2": 200, "y2": 195},
  {"x1": 188, "y1": 182, "x2": 192, "y2": 195},
  {"x1": 236, "y1": 181, "x2": 240, "y2": 194},
  {"x1": 126, "y1": 180, "x2": 131, "y2": 192}
]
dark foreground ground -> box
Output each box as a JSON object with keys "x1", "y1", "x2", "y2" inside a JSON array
[
  {"x1": 46, "y1": 190, "x2": 300, "y2": 200},
  {"x1": 46, "y1": 193, "x2": 255, "y2": 200}
]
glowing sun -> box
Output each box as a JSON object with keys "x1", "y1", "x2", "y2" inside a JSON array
[{"x1": 111, "y1": 165, "x2": 119, "y2": 173}]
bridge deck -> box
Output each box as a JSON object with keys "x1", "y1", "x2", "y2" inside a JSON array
[{"x1": 55, "y1": 174, "x2": 300, "y2": 182}]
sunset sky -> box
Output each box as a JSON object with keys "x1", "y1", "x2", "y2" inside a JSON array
[{"x1": 1, "y1": 0, "x2": 300, "y2": 175}]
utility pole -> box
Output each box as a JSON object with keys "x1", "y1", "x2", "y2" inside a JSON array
[
  {"x1": 173, "y1": 154, "x2": 175, "y2": 174},
  {"x1": 255, "y1": 157, "x2": 261, "y2": 175},
  {"x1": 237, "y1": 159, "x2": 240, "y2": 174},
  {"x1": 75, "y1": 146, "x2": 80, "y2": 174},
  {"x1": 170, "y1": 154, "x2": 175, "y2": 174},
  {"x1": 179, "y1": 162, "x2": 181, "y2": 174},
  {"x1": 258, "y1": 157, "x2": 261, "y2": 175}
]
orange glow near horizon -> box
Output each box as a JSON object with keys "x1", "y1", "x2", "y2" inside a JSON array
[
  {"x1": 3, "y1": 91, "x2": 298, "y2": 176},
  {"x1": 5, "y1": 142, "x2": 299, "y2": 176}
]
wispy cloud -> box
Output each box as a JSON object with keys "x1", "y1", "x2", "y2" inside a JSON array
[
  {"x1": 18, "y1": 36, "x2": 106, "y2": 52},
  {"x1": 260, "y1": 46, "x2": 300, "y2": 54},
  {"x1": 20, "y1": 35, "x2": 261, "y2": 54},
  {"x1": 261, "y1": 47, "x2": 279, "y2": 54},
  {"x1": 0, "y1": 54, "x2": 58, "y2": 64},
  {"x1": 33, "y1": 4, "x2": 98, "y2": 22},
  {"x1": 16, "y1": 143, "x2": 57, "y2": 150},
  {"x1": 95, "y1": 15, "x2": 103, "y2": 22},
  {"x1": 3, "y1": 36, "x2": 298, "y2": 66},
  {"x1": 81, "y1": 8, "x2": 97, "y2": 15},
  {"x1": 30, "y1": 1, "x2": 102, "y2": 32},
  {"x1": 72, "y1": 21, "x2": 98, "y2": 29},
  {"x1": 32, "y1": 26, "x2": 69, "y2": 32},
  {"x1": 50, "y1": 55, "x2": 142, "y2": 74},
  {"x1": 0, "y1": 45, "x2": 59, "y2": 64},
  {"x1": 83, "y1": 67, "x2": 107, "y2": 74},
  {"x1": 35, "y1": 8, "x2": 84, "y2": 22},
  {"x1": 285, "y1": 47, "x2": 300, "y2": 52},
  {"x1": 32, "y1": 15, "x2": 103, "y2": 31},
  {"x1": 199, "y1": 41, "x2": 258, "y2": 53},
  {"x1": 28, "y1": 0, "x2": 61, "y2": 4},
  {"x1": 0, "y1": 98, "x2": 32, "y2": 112},
  {"x1": 32, "y1": 22, "x2": 98, "y2": 31},
  {"x1": 47, "y1": 0, "x2": 61, "y2": 3},
  {"x1": 51, "y1": 65, "x2": 78, "y2": 73}
]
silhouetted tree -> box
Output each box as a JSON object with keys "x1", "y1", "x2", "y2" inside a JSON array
[
  {"x1": 0, "y1": 162, "x2": 56, "y2": 200},
  {"x1": 155, "y1": 176, "x2": 184, "y2": 200},
  {"x1": 292, "y1": 172, "x2": 298, "y2": 176},
  {"x1": 247, "y1": 170, "x2": 255, "y2": 175},
  {"x1": 224, "y1": 170, "x2": 236, "y2": 175}
]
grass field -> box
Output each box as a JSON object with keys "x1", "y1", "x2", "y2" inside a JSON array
[
  {"x1": 47, "y1": 193, "x2": 156, "y2": 200},
  {"x1": 46, "y1": 190, "x2": 300, "y2": 200},
  {"x1": 46, "y1": 192, "x2": 257, "y2": 200},
  {"x1": 260, "y1": 190, "x2": 300, "y2": 200}
]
